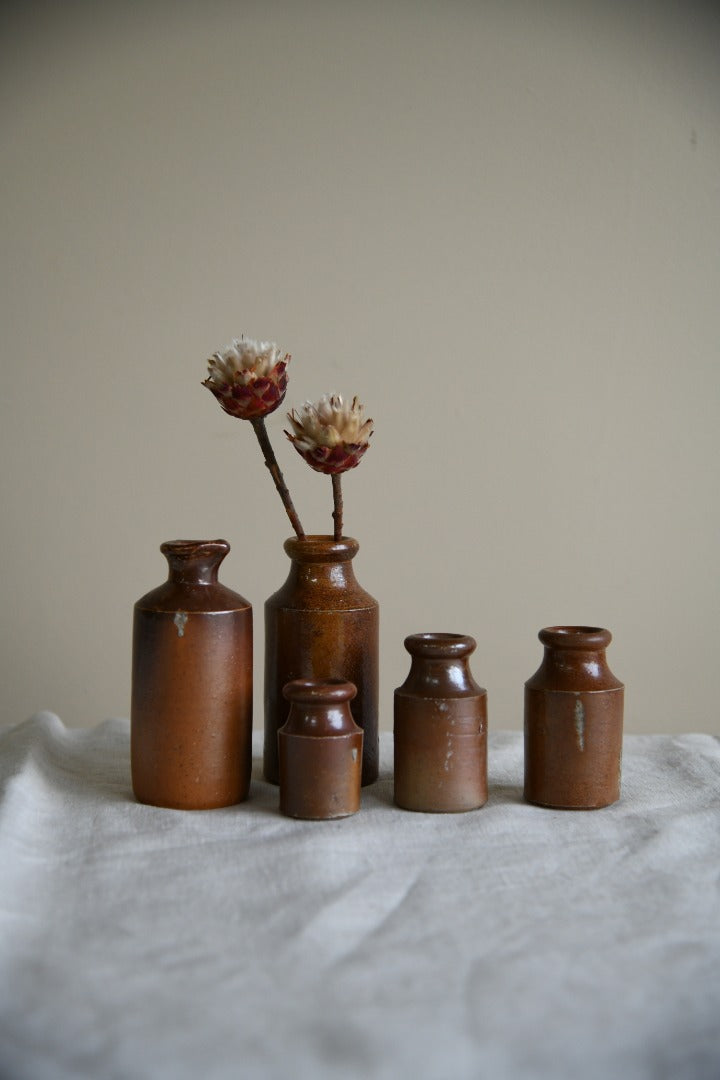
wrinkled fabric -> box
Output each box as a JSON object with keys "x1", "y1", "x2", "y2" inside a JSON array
[{"x1": 0, "y1": 714, "x2": 718, "y2": 1080}]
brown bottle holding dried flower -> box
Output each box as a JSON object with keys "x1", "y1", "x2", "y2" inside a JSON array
[
  {"x1": 264, "y1": 394, "x2": 378, "y2": 786},
  {"x1": 201, "y1": 346, "x2": 377, "y2": 787},
  {"x1": 264, "y1": 534, "x2": 379, "y2": 787}
]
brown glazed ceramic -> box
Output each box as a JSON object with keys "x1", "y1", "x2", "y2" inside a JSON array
[
  {"x1": 264, "y1": 536, "x2": 379, "y2": 787},
  {"x1": 279, "y1": 678, "x2": 363, "y2": 820},
  {"x1": 524, "y1": 626, "x2": 624, "y2": 809},
  {"x1": 131, "y1": 540, "x2": 252, "y2": 809},
  {"x1": 394, "y1": 633, "x2": 488, "y2": 813}
]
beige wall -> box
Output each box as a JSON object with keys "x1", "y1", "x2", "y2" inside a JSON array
[{"x1": 2, "y1": 1, "x2": 718, "y2": 734}]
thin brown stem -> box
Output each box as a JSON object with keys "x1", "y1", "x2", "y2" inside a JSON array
[
  {"x1": 251, "y1": 417, "x2": 305, "y2": 538},
  {"x1": 331, "y1": 473, "x2": 343, "y2": 541}
]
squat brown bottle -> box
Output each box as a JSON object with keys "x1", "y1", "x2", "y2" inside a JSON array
[
  {"x1": 278, "y1": 678, "x2": 363, "y2": 820},
  {"x1": 394, "y1": 633, "x2": 488, "y2": 813},
  {"x1": 524, "y1": 626, "x2": 624, "y2": 809}
]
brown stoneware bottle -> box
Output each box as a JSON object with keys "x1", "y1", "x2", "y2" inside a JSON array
[
  {"x1": 264, "y1": 536, "x2": 379, "y2": 787},
  {"x1": 278, "y1": 678, "x2": 363, "y2": 820},
  {"x1": 524, "y1": 625, "x2": 624, "y2": 809},
  {"x1": 131, "y1": 539, "x2": 252, "y2": 810},
  {"x1": 394, "y1": 633, "x2": 488, "y2": 813}
]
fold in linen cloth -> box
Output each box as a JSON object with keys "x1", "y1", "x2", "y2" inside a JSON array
[{"x1": 0, "y1": 714, "x2": 719, "y2": 1080}]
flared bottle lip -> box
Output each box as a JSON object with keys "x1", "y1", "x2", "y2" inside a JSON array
[
  {"x1": 160, "y1": 539, "x2": 230, "y2": 584},
  {"x1": 539, "y1": 626, "x2": 612, "y2": 649},
  {"x1": 284, "y1": 535, "x2": 359, "y2": 562},
  {"x1": 160, "y1": 539, "x2": 229, "y2": 559},
  {"x1": 404, "y1": 632, "x2": 477, "y2": 659}
]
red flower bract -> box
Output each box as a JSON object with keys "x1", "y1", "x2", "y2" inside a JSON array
[
  {"x1": 203, "y1": 340, "x2": 290, "y2": 420},
  {"x1": 290, "y1": 439, "x2": 370, "y2": 475}
]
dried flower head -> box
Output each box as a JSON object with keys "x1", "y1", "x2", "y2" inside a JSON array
[
  {"x1": 286, "y1": 394, "x2": 373, "y2": 474},
  {"x1": 203, "y1": 338, "x2": 289, "y2": 420}
]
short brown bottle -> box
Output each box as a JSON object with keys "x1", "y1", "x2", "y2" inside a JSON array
[
  {"x1": 524, "y1": 625, "x2": 624, "y2": 809},
  {"x1": 278, "y1": 678, "x2": 363, "y2": 820},
  {"x1": 394, "y1": 633, "x2": 488, "y2": 813},
  {"x1": 131, "y1": 540, "x2": 252, "y2": 810}
]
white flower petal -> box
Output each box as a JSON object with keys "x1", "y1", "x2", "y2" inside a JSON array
[{"x1": 286, "y1": 394, "x2": 372, "y2": 453}]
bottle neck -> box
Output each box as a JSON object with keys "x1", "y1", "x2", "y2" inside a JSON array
[
  {"x1": 284, "y1": 535, "x2": 359, "y2": 591},
  {"x1": 528, "y1": 625, "x2": 622, "y2": 691},
  {"x1": 541, "y1": 646, "x2": 606, "y2": 683},
  {"x1": 407, "y1": 654, "x2": 477, "y2": 696},
  {"x1": 400, "y1": 632, "x2": 481, "y2": 696},
  {"x1": 287, "y1": 559, "x2": 358, "y2": 590},
  {"x1": 285, "y1": 702, "x2": 354, "y2": 735},
  {"x1": 526, "y1": 644, "x2": 623, "y2": 692},
  {"x1": 161, "y1": 540, "x2": 229, "y2": 586},
  {"x1": 282, "y1": 678, "x2": 359, "y2": 736}
]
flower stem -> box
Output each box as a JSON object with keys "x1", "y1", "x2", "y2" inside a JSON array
[
  {"x1": 331, "y1": 473, "x2": 343, "y2": 541},
  {"x1": 251, "y1": 417, "x2": 305, "y2": 538}
]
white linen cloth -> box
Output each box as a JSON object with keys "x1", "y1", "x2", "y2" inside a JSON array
[{"x1": 0, "y1": 713, "x2": 718, "y2": 1080}]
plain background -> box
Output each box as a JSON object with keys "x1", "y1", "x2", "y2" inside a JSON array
[{"x1": 1, "y1": 0, "x2": 718, "y2": 734}]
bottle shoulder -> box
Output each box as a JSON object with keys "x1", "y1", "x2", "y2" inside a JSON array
[
  {"x1": 266, "y1": 573, "x2": 377, "y2": 612},
  {"x1": 135, "y1": 581, "x2": 252, "y2": 613},
  {"x1": 525, "y1": 657, "x2": 623, "y2": 692}
]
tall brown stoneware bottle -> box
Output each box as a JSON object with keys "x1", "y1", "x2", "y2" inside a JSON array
[
  {"x1": 264, "y1": 535, "x2": 379, "y2": 786},
  {"x1": 131, "y1": 540, "x2": 252, "y2": 810},
  {"x1": 524, "y1": 626, "x2": 624, "y2": 809}
]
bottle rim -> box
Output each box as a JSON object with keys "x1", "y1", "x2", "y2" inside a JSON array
[
  {"x1": 160, "y1": 539, "x2": 229, "y2": 559},
  {"x1": 404, "y1": 632, "x2": 476, "y2": 659},
  {"x1": 539, "y1": 626, "x2": 612, "y2": 649},
  {"x1": 284, "y1": 535, "x2": 359, "y2": 562},
  {"x1": 282, "y1": 677, "x2": 357, "y2": 704}
]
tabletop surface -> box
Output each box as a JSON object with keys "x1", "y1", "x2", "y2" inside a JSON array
[{"x1": 0, "y1": 714, "x2": 718, "y2": 1080}]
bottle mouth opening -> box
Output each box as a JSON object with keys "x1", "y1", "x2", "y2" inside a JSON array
[
  {"x1": 284, "y1": 535, "x2": 359, "y2": 562},
  {"x1": 539, "y1": 625, "x2": 611, "y2": 649},
  {"x1": 282, "y1": 677, "x2": 357, "y2": 704},
  {"x1": 404, "y1": 632, "x2": 476, "y2": 658}
]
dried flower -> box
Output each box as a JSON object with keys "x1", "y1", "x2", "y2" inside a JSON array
[
  {"x1": 202, "y1": 336, "x2": 304, "y2": 537},
  {"x1": 203, "y1": 338, "x2": 289, "y2": 420},
  {"x1": 285, "y1": 394, "x2": 373, "y2": 475}
]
